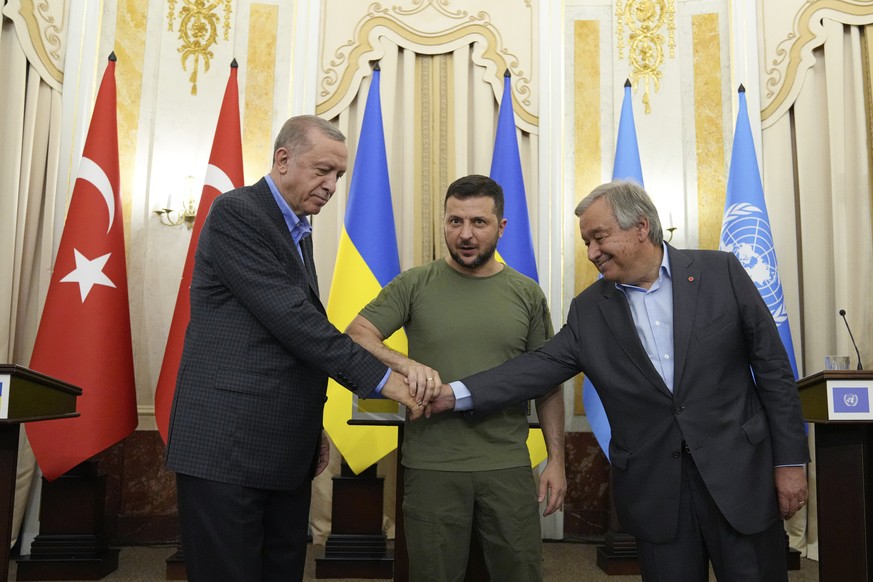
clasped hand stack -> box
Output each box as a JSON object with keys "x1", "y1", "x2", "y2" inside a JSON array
[{"x1": 379, "y1": 365, "x2": 456, "y2": 420}]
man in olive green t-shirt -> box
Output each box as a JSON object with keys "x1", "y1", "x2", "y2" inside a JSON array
[{"x1": 347, "y1": 175, "x2": 565, "y2": 582}]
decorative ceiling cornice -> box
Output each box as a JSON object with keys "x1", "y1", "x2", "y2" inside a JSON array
[
  {"x1": 762, "y1": 0, "x2": 873, "y2": 127},
  {"x1": 316, "y1": 4, "x2": 537, "y2": 130}
]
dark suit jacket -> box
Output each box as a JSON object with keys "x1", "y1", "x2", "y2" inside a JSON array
[
  {"x1": 166, "y1": 177, "x2": 388, "y2": 491},
  {"x1": 463, "y1": 245, "x2": 809, "y2": 543}
]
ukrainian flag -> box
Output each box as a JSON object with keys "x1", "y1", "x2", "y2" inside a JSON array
[
  {"x1": 489, "y1": 70, "x2": 547, "y2": 466},
  {"x1": 325, "y1": 66, "x2": 406, "y2": 473}
]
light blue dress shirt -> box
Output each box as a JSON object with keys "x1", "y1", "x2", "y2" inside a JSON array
[
  {"x1": 616, "y1": 244, "x2": 674, "y2": 390},
  {"x1": 265, "y1": 175, "x2": 311, "y2": 261}
]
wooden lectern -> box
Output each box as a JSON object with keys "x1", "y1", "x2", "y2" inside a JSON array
[
  {"x1": 798, "y1": 369, "x2": 873, "y2": 581},
  {"x1": 0, "y1": 364, "x2": 81, "y2": 582}
]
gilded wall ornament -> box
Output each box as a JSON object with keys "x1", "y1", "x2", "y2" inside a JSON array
[
  {"x1": 167, "y1": 0, "x2": 233, "y2": 95},
  {"x1": 616, "y1": 0, "x2": 676, "y2": 113}
]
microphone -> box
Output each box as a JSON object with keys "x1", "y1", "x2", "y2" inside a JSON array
[{"x1": 839, "y1": 309, "x2": 864, "y2": 370}]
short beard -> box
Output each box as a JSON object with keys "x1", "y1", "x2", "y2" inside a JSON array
[{"x1": 449, "y1": 241, "x2": 497, "y2": 270}]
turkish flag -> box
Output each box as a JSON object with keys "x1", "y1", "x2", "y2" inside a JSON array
[
  {"x1": 26, "y1": 54, "x2": 137, "y2": 481},
  {"x1": 154, "y1": 60, "x2": 244, "y2": 442}
]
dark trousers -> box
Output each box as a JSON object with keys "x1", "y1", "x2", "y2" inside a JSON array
[
  {"x1": 176, "y1": 473, "x2": 312, "y2": 582},
  {"x1": 637, "y1": 448, "x2": 788, "y2": 582}
]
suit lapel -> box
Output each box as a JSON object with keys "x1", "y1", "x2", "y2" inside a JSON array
[
  {"x1": 299, "y1": 233, "x2": 320, "y2": 298},
  {"x1": 667, "y1": 245, "x2": 699, "y2": 395},
  {"x1": 253, "y1": 178, "x2": 322, "y2": 300},
  {"x1": 599, "y1": 282, "x2": 672, "y2": 398}
]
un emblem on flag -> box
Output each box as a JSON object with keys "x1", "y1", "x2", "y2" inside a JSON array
[{"x1": 720, "y1": 203, "x2": 789, "y2": 324}]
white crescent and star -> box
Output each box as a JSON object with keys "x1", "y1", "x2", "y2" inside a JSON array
[
  {"x1": 59, "y1": 156, "x2": 118, "y2": 302},
  {"x1": 205, "y1": 163, "x2": 235, "y2": 194},
  {"x1": 57, "y1": 161, "x2": 234, "y2": 303},
  {"x1": 78, "y1": 156, "x2": 115, "y2": 234},
  {"x1": 60, "y1": 249, "x2": 116, "y2": 302}
]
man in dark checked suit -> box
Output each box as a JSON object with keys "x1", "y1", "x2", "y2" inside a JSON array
[
  {"x1": 427, "y1": 180, "x2": 809, "y2": 581},
  {"x1": 165, "y1": 115, "x2": 431, "y2": 582}
]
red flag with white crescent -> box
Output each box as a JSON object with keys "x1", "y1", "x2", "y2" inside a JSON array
[
  {"x1": 26, "y1": 54, "x2": 138, "y2": 481},
  {"x1": 154, "y1": 61, "x2": 244, "y2": 442}
]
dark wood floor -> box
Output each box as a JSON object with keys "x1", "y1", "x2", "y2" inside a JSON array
[{"x1": 7, "y1": 541, "x2": 819, "y2": 581}]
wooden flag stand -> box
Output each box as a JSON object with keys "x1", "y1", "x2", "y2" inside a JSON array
[
  {"x1": 0, "y1": 365, "x2": 84, "y2": 582},
  {"x1": 314, "y1": 461, "x2": 393, "y2": 578},
  {"x1": 16, "y1": 460, "x2": 119, "y2": 581}
]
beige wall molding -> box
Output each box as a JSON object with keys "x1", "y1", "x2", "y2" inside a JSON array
[
  {"x1": 2, "y1": 0, "x2": 67, "y2": 88},
  {"x1": 762, "y1": 0, "x2": 873, "y2": 126},
  {"x1": 317, "y1": 1, "x2": 537, "y2": 130}
]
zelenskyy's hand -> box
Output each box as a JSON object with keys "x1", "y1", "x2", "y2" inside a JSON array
[
  {"x1": 775, "y1": 465, "x2": 808, "y2": 520},
  {"x1": 381, "y1": 371, "x2": 424, "y2": 420},
  {"x1": 404, "y1": 364, "x2": 442, "y2": 406},
  {"x1": 538, "y1": 459, "x2": 567, "y2": 516},
  {"x1": 423, "y1": 384, "x2": 456, "y2": 418}
]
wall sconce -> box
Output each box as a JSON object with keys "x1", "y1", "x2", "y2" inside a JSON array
[
  {"x1": 665, "y1": 212, "x2": 677, "y2": 243},
  {"x1": 154, "y1": 198, "x2": 197, "y2": 229},
  {"x1": 154, "y1": 176, "x2": 198, "y2": 229}
]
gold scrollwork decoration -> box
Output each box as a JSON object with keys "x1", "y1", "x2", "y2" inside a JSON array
[
  {"x1": 617, "y1": 0, "x2": 676, "y2": 114},
  {"x1": 167, "y1": 0, "x2": 233, "y2": 95},
  {"x1": 616, "y1": 1, "x2": 625, "y2": 60}
]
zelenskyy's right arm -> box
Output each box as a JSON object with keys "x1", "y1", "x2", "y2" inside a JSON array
[{"x1": 346, "y1": 315, "x2": 441, "y2": 404}]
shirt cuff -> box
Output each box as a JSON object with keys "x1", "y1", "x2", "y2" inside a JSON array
[
  {"x1": 372, "y1": 368, "x2": 392, "y2": 395},
  {"x1": 450, "y1": 380, "x2": 472, "y2": 411}
]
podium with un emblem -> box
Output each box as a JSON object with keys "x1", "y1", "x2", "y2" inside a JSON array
[{"x1": 798, "y1": 370, "x2": 873, "y2": 581}]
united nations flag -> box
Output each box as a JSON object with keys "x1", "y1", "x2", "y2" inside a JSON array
[{"x1": 719, "y1": 86, "x2": 799, "y2": 379}]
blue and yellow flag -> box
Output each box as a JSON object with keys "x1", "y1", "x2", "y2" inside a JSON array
[
  {"x1": 612, "y1": 80, "x2": 644, "y2": 185},
  {"x1": 489, "y1": 70, "x2": 547, "y2": 466},
  {"x1": 325, "y1": 67, "x2": 406, "y2": 473},
  {"x1": 584, "y1": 80, "x2": 645, "y2": 461},
  {"x1": 719, "y1": 86, "x2": 799, "y2": 378},
  {"x1": 492, "y1": 70, "x2": 538, "y2": 282}
]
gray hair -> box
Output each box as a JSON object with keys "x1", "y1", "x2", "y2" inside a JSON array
[
  {"x1": 273, "y1": 115, "x2": 345, "y2": 160},
  {"x1": 574, "y1": 180, "x2": 664, "y2": 246}
]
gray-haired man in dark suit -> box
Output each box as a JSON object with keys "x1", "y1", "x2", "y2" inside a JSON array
[
  {"x1": 165, "y1": 115, "x2": 432, "y2": 581},
  {"x1": 428, "y1": 180, "x2": 809, "y2": 582}
]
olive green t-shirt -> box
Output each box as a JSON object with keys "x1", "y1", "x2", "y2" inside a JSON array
[{"x1": 360, "y1": 259, "x2": 553, "y2": 471}]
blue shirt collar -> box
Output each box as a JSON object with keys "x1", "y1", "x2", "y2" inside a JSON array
[{"x1": 265, "y1": 174, "x2": 311, "y2": 245}]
